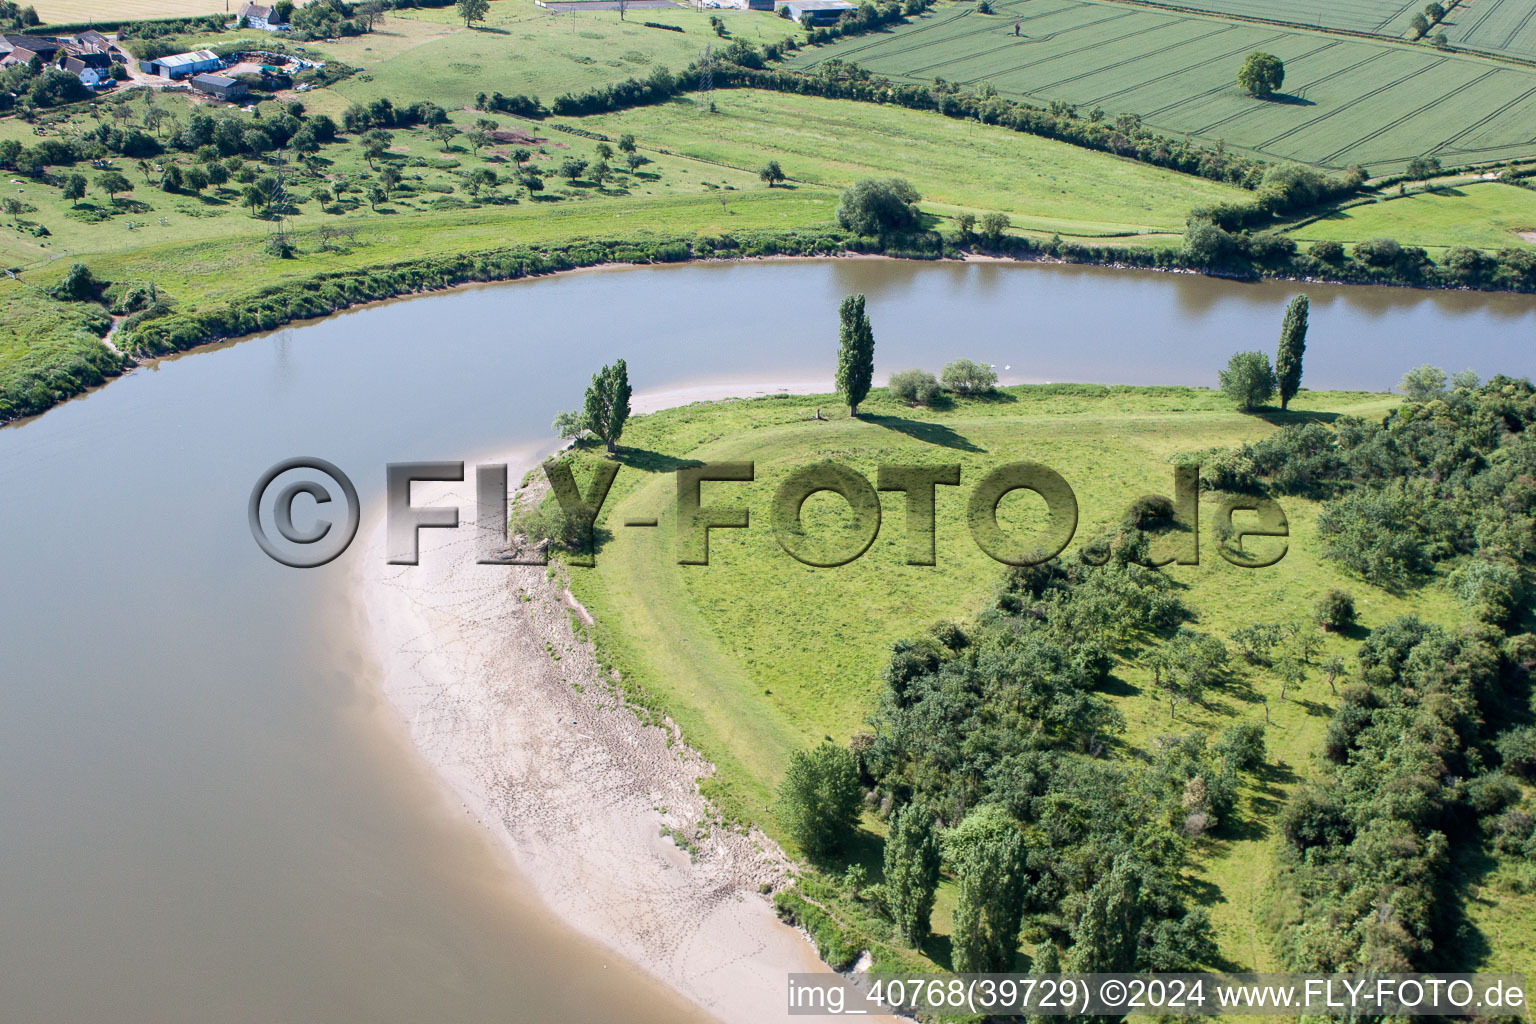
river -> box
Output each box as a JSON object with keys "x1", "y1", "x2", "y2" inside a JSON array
[{"x1": 2, "y1": 259, "x2": 1533, "y2": 1023}]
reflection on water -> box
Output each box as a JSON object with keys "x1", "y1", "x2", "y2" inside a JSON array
[{"x1": 1, "y1": 259, "x2": 1531, "y2": 1024}]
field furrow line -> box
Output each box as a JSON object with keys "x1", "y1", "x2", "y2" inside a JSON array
[
  {"x1": 900, "y1": 10, "x2": 1140, "y2": 77},
  {"x1": 1498, "y1": 1, "x2": 1536, "y2": 51},
  {"x1": 1432, "y1": 81, "x2": 1536, "y2": 151},
  {"x1": 1181, "y1": 49, "x2": 1386, "y2": 132},
  {"x1": 1255, "y1": 57, "x2": 1446, "y2": 149},
  {"x1": 1022, "y1": 23, "x2": 1264, "y2": 94},
  {"x1": 1316, "y1": 66, "x2": 1502, "y2": 163}
]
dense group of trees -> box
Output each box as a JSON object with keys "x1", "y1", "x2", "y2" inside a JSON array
[{"x1": 839, "y1": 557, "x2": 1252, "y2": 971}]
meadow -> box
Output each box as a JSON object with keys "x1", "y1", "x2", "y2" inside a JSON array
[
  {"x1": 311, "y1": 2, "x2": 802, "y2": 111},
  {"x1": 29, "y1": 0, "x2": 224, "y2": 24},
  {"x1": 573, "y1": 88, "x2": 1248, "y2": 236},
  {"x1": 555, "y1": 383, "x2": 1527, "y2": 974},
  {"x1": 1286, "y1": 180, "x2": 1536, "y2": 252},
  {"x1": 789, "y1": 0, "x2": 1536, "y2": 173}
]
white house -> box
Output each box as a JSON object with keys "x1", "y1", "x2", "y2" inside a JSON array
[
  {"x1": 236, "y1": 3, "x2": 289, "y2": 31},
  {"x1": 64, "y1": 52, "x2": 112, "y2": 87}
]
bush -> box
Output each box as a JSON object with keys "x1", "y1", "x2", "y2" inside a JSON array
[
  {"x1": 1218, "y1": 350, "x2": 1276, "y2": 412},
  {"x1": 1313, "y1": 588, "x2": 1355, "y2": 631},
  {"x1": 1354, "y1": 236, "x2": 1403, "y2": 267},
  {"x1": 835, "y1": 177, "x2": 921, "y2": 235},
  {"x1": 1448, "y1": 558, "x2": 1523, "y2": 624},
  {"x1": 888, "y1": 368, "x2": 940, "y2": 406},
  {"x1": 50, "y1": 262, "x2": 98, "y2": 301},
  {"x1": 940, "y1": 358, "x2": 997, "y2": 395},
  {"x1": 1214, "y1": 721, "x2": 1266, "y2": 771},
  {"x1": 778, "y1": 742, "x2": 862, "y2": 858},
  {"x1": 1308, "y1": 239, "x2": 1345, "y2": 264},
  {"x1": 1495, "y1": 726, "x2": 1536, "y2": 779}
]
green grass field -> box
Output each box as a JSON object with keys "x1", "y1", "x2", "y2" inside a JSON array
[
  {"x1": 554, "y1": 384, "x2": 1531, "y2": 974},
  {"x1": 573, "y1": 89, "x2": 1248, "y2": 236},
  {"x1": 313, "y1": 1, "x2": 801, "y2": 112},
  {"x1": 1287, "y1": 180, "x2": 1536, "y2": 251},
  {"x1": 789, "y1": 0, "x2": 1536, "y2": 173}
]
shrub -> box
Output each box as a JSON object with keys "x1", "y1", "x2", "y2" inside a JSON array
[
  {"x1": 940, "y1": 358, "x2": 997, "y2": 395},
  {"x1": 1313, "y1": 588, "x2": 1355, "y2": 631},
  {"x1": 1308, "y1": 239, "x2": 1345, "y2": 264},
  {"x1": 888, "y1": 368, "x2": 940, "y2": 406},
  {"x1": 1447, "y1": 558, "x2": 1523, "y2": 624},
  {"x1": 835, "y1": 177, "x2": 921, "y2": 235},
  {"x1": 1214, "y1": 721, "x2": 1266, "y2": 772},
  {"x1": 779, "y1": 742, "x2": 862, "y2": 858},
  {"x1": 1354, "y1": 236, "x2": 1402, "y2": 267},
  {"x1": 1495, "y1": 726, "x2": 1536, "y2": 780},
  {"x1": 1398, "y1": 363, "x2": 1446, "y2": 401},
  {"x1": 50, "y1": 262, "x2": 97, "y2": 301}
]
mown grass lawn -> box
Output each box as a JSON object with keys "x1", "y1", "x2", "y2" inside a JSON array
[
  {"x1": 559, "y1": 384, "x2": 1472, "y2": 971},
  {"x1": 573, "y1": 89, "x2": 1248, "y2": 237},
  {"x1": 1287, "y1": 182, "x2": 1536, "y2": 253}
]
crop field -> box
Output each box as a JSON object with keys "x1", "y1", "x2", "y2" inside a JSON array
[
  {"x1": 1440, "y1": 0, "x2": 1536, "y2": 61},
  {"x1": 313, "y1": 1, "x2": 800, "y2": 111},
  {"x1": 789, "y1": 0, "x2": 1536, "y2": 173},
  {"x1": 29, "y1": 0, "x2": 224, "y2": 23},
  {"x1": 1101, "y1": 0, "x2": 1446, "y2": 43},
  {"x1": 574, "y1": 89, "x2": 1249, "y2": 236},
  {"x1": 1287, "y1": 181, "x2": 1536, "y2": 251}
]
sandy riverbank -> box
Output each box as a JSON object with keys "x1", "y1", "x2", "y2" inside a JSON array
[{"x1": 357, "y1": 384, "x2": 894, "y2": 1023}]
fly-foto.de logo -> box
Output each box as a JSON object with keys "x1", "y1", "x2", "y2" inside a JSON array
[{"x1": 248, "y1": 458, "x2": 1289, "y2": 570}]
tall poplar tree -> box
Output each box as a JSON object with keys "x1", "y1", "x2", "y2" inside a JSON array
[
  {"x1": 835, "y1": 293, "x2": 875, "y2": 417},
  {"x1": 884, "y1": 805, "x2": 941, "y2": 948},
  {"x1": 583, "y1": 358, "x2": 632, "y2": 453},
  {"x1": 1276, "y1": 294, "x2": 1309, "y2": 410},
  {"x1": 948, "y1": 805, "x2": 1027, "y2": 973}
]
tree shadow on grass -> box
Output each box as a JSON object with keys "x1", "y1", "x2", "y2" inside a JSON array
[
  {"x1": 1263, "y1": 92, "x2": 1316, "y2": 106},
  {"x1": 611, "y1": 447, "x2": 703, "y2": 475},
  {"x1": 1253, "y1": 407, "x2": 1343, "y2": 427},
  {"x1": 864, "y1": 413, "x2": 984, "y2": 452}
]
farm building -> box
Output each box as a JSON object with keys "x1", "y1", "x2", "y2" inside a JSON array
[
  {"x1": 140, "y1": 49, "x2": 221, "y2": 79},
  {"x1": 63, "y1": 51, "x2": 112, "y2": 87},
  {"x1": 72, "y1": 29, "x2": 111, "y2": 53},
  {"x1": 775, "y1": 0, "x2": 853, "y2": 23},
  {"x1": 0, "y1": 35, "x2": 62, "y2": 63},
  {"x1": 190, "y1": 72, "x2": 248, "y2": 101},
  {"x1": 236, "y1": 3, "x2": 290, "y2": 31}
]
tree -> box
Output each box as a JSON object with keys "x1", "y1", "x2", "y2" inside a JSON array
[
  {"x1": 98, "y1": 170, "x2": 132, "y2": 200},
  {"x1": 954, "y1": 212, "x2": 976, "y2": 238},
  {"x1": 617, "y1": 133, "x2": 636, "y2": 154},
  {"x1": 360, "y1": 129, "x2": 390, "y2": 169},
  {"x1": 884, "y1": 806, "x2": 941, "y2": 948},
  {"x1": 1064, "y1": 855, "x2": 1144, "y2": 973},
  {"x1": 1406, "y1": 155, "x2": 1442, "y2": 183},
  {"x1": 551, "y1": 409, "x2": 588, "y2": 440},
  {"x1": 1237, "y1": 51, "x2": 1285, "y2": 97},
  {"x1": 61, "y1": 172, "x2": 85, "y2": 206},
  {"x1": 1155, "y1": 628, "x2": 1228, "y2": 719},
  {"x1": 835, "y1": 293, "x2": 875, "y2": 416},
  {"x1": 465, "y1": 128, "x2": 490, "y2": 154},
  {"x1": 1424, "y1": 1, "x2": 1444, "y2": 21},
  {"x1": 1314, "y1": 588, "x2": 1355, "y2": 632},
  {"x1": 160, "y1": 164, "x2": 182, "y2": 193},
  {"x1": 380, "y1": 165, "x2": 401, "y2": 199},
  {"x1": 243, "y1": 183, "x2": 265, "y2": 215},
  {"x1": 594, "y1": 142, "x2": 612, "y2": 161},
  {"x1": 1321, "y1": 655, "x2": 1346, "y2": 696},
  {"x1": 1275, "y1": 654, "x2": 1305, "y2": 702},
  {"x1": 559, "y1": 157, "x2": 588, "y2": 182},
  {"x1": 980, "y1": 210, "x2": 1010, "y2": 243},
  {"x1": 511, "y1": 147, "x2": 531, "y2": 167},
  {"x1": 430, "y1": 124, "x2": 460, "y2": 152},
  {"x1": 360, "y1": 0, "x2": 385, "y2": 28},
  {"x1": 778, "y1": 742, "x2": 861, "y2": 858},
  {"x1": 1409, "y1": 11, "x2": 1429, "y2": 36},
  {"x1": 1399, "y1": 363, "x2": 1446, "y2": 401},
  {"x1": 590, "y1": 160, "x2": 610, "y2": 187},
  {"x1": 520, "y1": 168, "x2": 545, "y2": 196},
  {"x1": 758, "y1": 159, "x2": 785, "y2": 187},
  {"x1": 456, "y1": 0, "x2": 489, "y2": 26},
  {"x1": 50, "y1": 262, "x2": 95, "y2": 301},
  {"x1": 835, "y1": 177, "x2": 921, "y2": 235},
  {"x1": 582, "y1": 358, "x2": 632, "y2": 453},
  {"x1": 366, "y1": 183, "x2": 386, "y2": 210},
  {"x1": 1275, "y1": 294, "x2": 1308, "y2": 410},
  {"x1": 1219, "y1": 351, "x2": 1276, "y2": 412},
  {"x1": 947, "y1": 805, "x2": 1027, "y2": 973},
  {"x1": 625, "y1": 152, "x2": 647, "y2": 172},
  {"x1": 941, "y1": 358, "x2": 997, "y2": 395}
]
